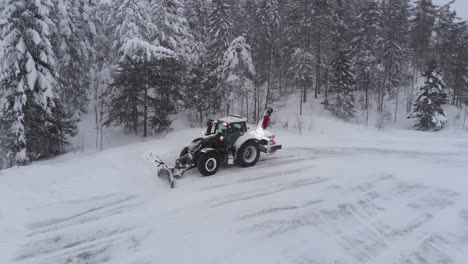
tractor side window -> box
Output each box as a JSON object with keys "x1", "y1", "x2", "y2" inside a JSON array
[{"x1": 232, "y1": 123, "x2": 242, "y2": 131}]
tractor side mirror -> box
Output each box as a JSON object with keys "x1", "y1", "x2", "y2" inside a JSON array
[{"x1": 205, "y1": 121, "x2": 213, "y2": 135}]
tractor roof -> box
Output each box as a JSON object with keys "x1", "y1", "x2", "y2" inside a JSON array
[{"x1": 218, "y1": 115, "x2": 247, "y2": 123}]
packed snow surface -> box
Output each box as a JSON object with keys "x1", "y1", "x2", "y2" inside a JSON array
[{"x1": 1, "y1": 125, "x2": 468, "y2": 264}]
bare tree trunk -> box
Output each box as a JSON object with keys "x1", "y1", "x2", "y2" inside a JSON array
[
  {"x1": 304, "y1": 27, "x2": 310, "y2": 103},
  {"x1": 198, "y1": 106, "x2": 203, "y2": 128},
  {"x1": 100, "y1": 107, "x2": 104, "y2": 151},
  {"x1": 254, "y1": 85, "x2": 258, "y2": 122},
  {"x1": 265, "y1": 42, "x2": 273, "y2": 109},
  {"x1": 300, "y1": 83, "x2": 303, "y2": 115},
  {"x1": 407, "y1": 67, "x2": 417, "y2": 114},
  {"x1": 324, "y1": 67, "x2": 329, "y2": 108},
  {"x1": 394, "y1": 86, "x2": 399, "y2": 123},
  {"x1": 279, "y1": 63, "x2": 283, "y2": 95},
  {"x1": 143, "y1": 71, "x2": 148, "y2": 137},
  {"x1": 365, "y1": 72, "x2": 370, "y2": 126},
  {"x1": 246, "y1": 95, "x2": 249, "y2": 123},
  {"x1": 133, "y1": 90, "x2": 138, "y2": 136},
  {"x1": 95, "y1": 88, "x2": 99, "y2": 148},
  {"x1": 315, "y1": 36, "x2": 321, "y2": 99}
]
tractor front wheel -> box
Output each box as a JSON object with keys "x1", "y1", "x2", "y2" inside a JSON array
[{"x1": 197, "y1": 152, "x2": 219, "y2": 176}]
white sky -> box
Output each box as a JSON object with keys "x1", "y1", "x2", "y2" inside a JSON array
[
  {"x1": 0, "y1": 0, "x2": 465, "y2": 20},
  {"x1": 96, "y1": 0, "x2": 467, "y2": 19},
  {"x1": 434, "y1": 0, "x2": 468, "y2": 19}
]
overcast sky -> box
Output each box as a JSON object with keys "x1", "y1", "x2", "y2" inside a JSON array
[
  {"x1": 96, "y1": 0, "x2": 467, "y2": 19},
  {"x1": 0, "y1": 0, "x2": 466, "y2": 20},
  {"x1": 433, "y1": 0, "x2": 467, "y2": 19}
]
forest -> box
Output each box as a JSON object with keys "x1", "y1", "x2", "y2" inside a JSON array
[{"x1": 0, "y1": 0, "x2": 467, "y2": 168}]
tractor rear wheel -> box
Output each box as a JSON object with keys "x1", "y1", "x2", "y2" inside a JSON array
[
  {"x1": 237, "y1": 141, "x2": 260, "y2": 167},
  {"x1": 197, "y1": 152, "x2": 219, "y2": 176}
]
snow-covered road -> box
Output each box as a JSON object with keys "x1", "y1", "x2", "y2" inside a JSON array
[{"x1": 1, "y1": 128, "x2": 468, "y2": 264}]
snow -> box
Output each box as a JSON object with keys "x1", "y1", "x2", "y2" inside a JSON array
[
  {"x1": 1, "y1": 114, "x2": 468, "y2": 264},
  {"x1": 218, "y1": 115, "x2": 248, "y2": 123},
  {"x1": 118, "y1": 38, "x2": 176, "y2": 62}
]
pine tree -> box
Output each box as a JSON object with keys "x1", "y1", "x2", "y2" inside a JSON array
[
  {"x1": 411, "y1": 0, "x2": 436, "y2": 70},
  {"x1": 151, "y1": 0, "x2": 195, "y2": 63},
  {"x1": 409, "y1": 60, "x2": 448, "y2": 131},
  {"x1": 289, "y1": 48, "x2": 314, "y2": 115},
  {"x1": 434, "y1": 3, "x2": 468, "y2": 107},
  {"x1": 252, "y1": 0, "x2": 280, "y2": 108},
  {"x1": 208, "y1": 0, "x2": 233, "y2": 66},
  {"x1": 199, "y1": 0, "x2": 234, "y2": 116},
  {"x1": 111, "y1": 0, "x2": 179, "y2": 137},
  {"x1": 329, "y1": 50, "x2": 355, "y2": 120},
  {"x1": 184, "y1": 0, "x2": 209, "y2": 61},
  {"x1": 449, "y1": 20, "x2": 468, "y2": 107},
  {"x1": 352, "y1": 0, "x2": 381, "y2": 124},
  {"x1": 53, "y1": 0, "x2": 97, "y2": 113},
  {"x1": 220, "y1": 36, "x2": 256, "y2": 116},
  {"x1": 311, "y1": 0, "x2": 333, "y2": 100},
  {"x1": 0, "y1": 0, "x2": 76, "y2": 166},
  {"x1": 113, "y1": 0, "x2": 156, "y2": 61},
  {"x1": 286, "y1": 0, "x2": 315, "y2": 110},
  {"x1": 381, "y1": 0, "x2": 411, "y2": 122},
  {"x1": 107, "y1": 40, "x2": 178, "y2": 136}
]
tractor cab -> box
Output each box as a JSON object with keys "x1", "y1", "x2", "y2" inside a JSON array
[{"x1": 205, "y1": 115, "x2": 248, "y2": 148}]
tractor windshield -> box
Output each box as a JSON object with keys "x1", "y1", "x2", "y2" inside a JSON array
[{"x1": 215, "y1": 122, "x2": 227, "y2": 134}]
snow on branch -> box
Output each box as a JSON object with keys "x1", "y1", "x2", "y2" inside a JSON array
[{"x1": 118, "y1": 38, "x2": 176, "y2": 63}]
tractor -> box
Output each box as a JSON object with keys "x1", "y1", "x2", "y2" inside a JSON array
[{"x1": 155, "y1": 114, "x2": 282, "y2": 188}]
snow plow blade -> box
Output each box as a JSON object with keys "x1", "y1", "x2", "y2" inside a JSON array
[
  {"x1": 157, "y1": 164, "x2": 176, "y2": 189},
  {"x1": 151, "y1": 156, "x2": 176, "y2": 189}
]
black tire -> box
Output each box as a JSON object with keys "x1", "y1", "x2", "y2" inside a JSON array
[
  {"x1": 197, "y1": 152, "x2": 220, "y2": 176},
  {"x1": 180, "y1": 147, "x2": 189, "y2": 158},
  {"x1": 237, "y1": 140, "x2": 260, "y2": 167},
  {"x1": 192, "y1": 137, "x2": 203, "y2": 143}
]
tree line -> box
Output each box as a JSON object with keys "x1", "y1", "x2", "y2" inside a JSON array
[{"x1": 1, "y1": 0, "x2": 467, "y2": 168}]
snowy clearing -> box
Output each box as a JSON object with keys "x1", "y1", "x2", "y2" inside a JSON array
[{"x1": 1, "y1": 126, "x2": 468, "y2": 264}]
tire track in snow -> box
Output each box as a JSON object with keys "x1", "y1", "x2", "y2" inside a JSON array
[{"x1": 15, "y1": 194, "x2": 145, "y2": 264}]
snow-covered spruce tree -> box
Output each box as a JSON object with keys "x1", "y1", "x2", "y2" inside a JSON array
[
  {"x1": 151, "y1": 0, "x2": 195, "y2": 63},
  {"x1": 108, "y1": 40, "x2": 179, "y2": 136},
  {"x1": 185, "y1": 58, "x2": 215, "y2": 126},
  {"x1": 53, "y1": 0, "x2": 97, "y2": 113},
  {"x1": 409, "y1": 60, "x2": 448, "y2": 131},
  {"x1": 411, "y1": 0, "x2": 436, "y2": 70},
  {"x1": 221, "y1": 36, "x2": 256, "y2": 116},
  {"x1": 0, "y1": 0, "x2": 77, "y2": 166},
  {"x1": 287, "y1": 0, "x2": 314, "y2": 105},
  {"x1": 381, "y1": 0, "x2": 411, "y2": 118},
  {"x1": 432, "y1": 4, "x2": 468, "y2": 107},
  {"x1": 193, "y1": 0, "x2": 233, "y2": 117},
  {"x1": 289, "y1": 48, "x2": 314, "y2": 115},
  {"x1": 111, "y1": 0, "x2": 161, "y2": 137},
  {"x1": 311, "y1": 0, "x2": 333, "y2": 100},
  {"x1": 433, "y1": 2, "x2": 457, "y2": 78},
  {"x1": 328, "y1": 49, "x2": 355, "y2": 120},
  {"x1": 352, "y1": 0, "x2": 381, "y2": 113},
  {"x1": 327, "y1": 0, "x2": 355, "y2": 120},
  {"x1": 251, "y1": 0, "x2": 280, "y2": 108},
  {"x1": 208, "y1": 0, "x2": 233, "y2": 67},
  {"x1": 113, "y1": 0, "x2": 157, "y2": 61}
]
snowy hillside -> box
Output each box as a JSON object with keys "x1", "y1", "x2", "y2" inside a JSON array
[{"x1": 1, "y1": 121, "x2": 468, "y2": 264}]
